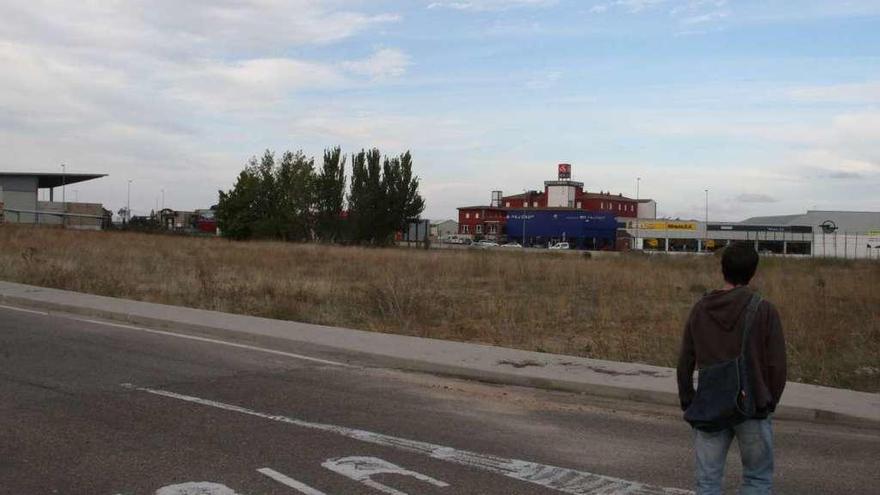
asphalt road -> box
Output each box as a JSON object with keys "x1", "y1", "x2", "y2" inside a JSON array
[{"x1": 1, "y1": 305, "x2": 877, "y2": 495}]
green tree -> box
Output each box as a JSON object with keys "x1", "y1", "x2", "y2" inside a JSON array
[
  {"x1": 249, "y1": 150, "x2": 281, "y2": 238},
  {"x1": 217, "y1": 149, "x2": 315, "y2": 241},
  {"x1": 347, "y1": 149, "x2": 384, "y2": 244},
  {"x1": 218, "y1": 146, "x2": 424, "y2": 244},
  {"x1": 347, "y1": 148, "x2": 425, "y2": 245},
  {"x1": 314, "y1": 147, "x2": 347, "y2": 242},
  {"x1": 275, "y1": 150, "x2": 316, "y2": 241},
  {"x1": 382, "y1": 151, "x2": 425, "y2": 237},
  {"x1": 216, "y1": 163, "x2": 261, "y2": 240}
]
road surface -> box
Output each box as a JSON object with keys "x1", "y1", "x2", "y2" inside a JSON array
[{"x1": 1, "y1": 305, "x2": 877, "y2": 494}]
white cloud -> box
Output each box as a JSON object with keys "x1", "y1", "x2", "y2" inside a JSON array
[
  {"x1": 0, "y1": 1, "x2": 400, "y2": 56},
  {"x1": 789, "y1": 82, "x2": 880, "y2": 104},
  {"x1": 161, "y1": 58, "x2": 346, "y2": 113},
  {"x1": 788, "y1": 149, "x2": 880, "y2": 180},
  {"x1": 680, "y1": 10, "x2": 729, "y2": 25},
  {"x1": 427, "y1": 0, "x2": 557, "y2": 12},
  {"x1": 613, "y1": 0, "x2": 669, "y2": 14},
  {"x1": 586, "y1": 0, "x2": 731, "y2": 30},
  {"x1": 0, "y1": 0, "x2": 405, "y2": 215},
  {"x1": 525, "y1": 71, "x2": 563, "y2": 89},
  {"x1": 343, "y1": 48, "x2": 412, "y2": 80},
  {"x1": 735, "y1": 193, "x2": 777, "y2": 203}
]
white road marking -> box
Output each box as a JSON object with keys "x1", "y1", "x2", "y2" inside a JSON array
[
  {"x1": 69, "y1": 317, "x2": 353, "y2": 368},
  {"x1": 322, "y1": 456, "x2": 449, "y2": 495},
  {"x1": 0, "y1": 304, "x2": 49, "y2": 316},
  {"x1": 154, "y1": 482, "x2": 246, "y2": 495},
  {"x1": 257, "y1": 468, "x2": 329, "y2": 495},
  {"x1": 127, "y1": 385, "x2": 693, "y2": 495},
  {"x1": 0, "y1": 302, "x2": 351, "y2": 368}
]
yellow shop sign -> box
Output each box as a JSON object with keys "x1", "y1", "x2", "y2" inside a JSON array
[{"x1": 636, "y1": 221, "x2": 697, "y2": 231}]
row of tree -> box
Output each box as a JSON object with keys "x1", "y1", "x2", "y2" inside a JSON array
[{"x1": 216, "y1": 147, "x2": 425, "y2": 244}]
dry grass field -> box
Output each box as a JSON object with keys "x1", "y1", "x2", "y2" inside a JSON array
[{"x1": 1, "y1": 225, "x2": 878, "y2": 392}]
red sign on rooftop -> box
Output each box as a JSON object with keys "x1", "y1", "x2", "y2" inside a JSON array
[{"x1": 558, "y1": 163, "x2": 571, "y2": 179}]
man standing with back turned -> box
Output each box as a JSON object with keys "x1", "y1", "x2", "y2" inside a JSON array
[{"x1": 677, "y1": 242, "x2": 787, "y2": 494}]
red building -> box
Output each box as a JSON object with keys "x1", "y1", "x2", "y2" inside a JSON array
[{"x1": 457, "y1": 164, "x2": 654, "y2": 242}]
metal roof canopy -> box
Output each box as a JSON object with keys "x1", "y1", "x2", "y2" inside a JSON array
[{"x1": 0, "y1": 172, "x2": 107, "y2": 188}]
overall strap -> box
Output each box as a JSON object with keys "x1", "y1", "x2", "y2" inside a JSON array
[{"x1": 740, "y1": 293, "x2": 763, "y2": 358}]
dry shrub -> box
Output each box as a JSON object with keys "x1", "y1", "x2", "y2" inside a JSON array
[{"x1": 0, "y1": 225, "x2": 877, "y2": 391}]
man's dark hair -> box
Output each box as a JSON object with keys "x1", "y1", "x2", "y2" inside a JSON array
[{"x1": 722, "y1": 242, "x2": 759, "y2": 286}]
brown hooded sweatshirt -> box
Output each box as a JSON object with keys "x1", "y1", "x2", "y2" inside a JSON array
[{"x1": 677, "y1": 286, "x2": 787, "y2": 416}]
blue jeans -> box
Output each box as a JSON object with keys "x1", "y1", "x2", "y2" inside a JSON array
[{"x1": 694, "y1": 418, "x2": 774, "y2": 494}]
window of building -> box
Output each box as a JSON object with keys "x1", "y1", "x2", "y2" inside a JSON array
[
  {"x1": 600, "y1": 202, "x2": 604, "y2": 209},
  {"x1": 465, "y1": 213, "x2": 470, "y2": 219},
  {"x1": 505, "y1": 201, "x2": 510, "y2": 207},
  {"x1": 462, "y1": 225, "x2": 469, "y2": 233},
  {"x1": 475, "y1": 213, "x2": 480, "y2": 219},
  {"x1": 476, "y1": 224, "x2": 483, "y2": 234},
  {"x1": 576, "y1": 201, "x2": 582, "y2": 208},
  {"x1": 533, "y1": 201, "x2": 538, "y2": 207},
  {"x1": 489, "y1": 224, "x2": 497, "y2": 234}
]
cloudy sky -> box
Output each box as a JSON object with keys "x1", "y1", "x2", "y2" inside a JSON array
[{"x1": 2, "y1": 0, "x2": 878, "y2": 221}]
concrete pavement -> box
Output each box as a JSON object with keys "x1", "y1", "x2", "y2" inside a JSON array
[{"x1": 0, "y1": 280, "x2": 877, "y2": 428}]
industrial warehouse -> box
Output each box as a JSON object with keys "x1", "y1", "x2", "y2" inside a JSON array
[{"x1": 457, "y1": 164, "x2": 880, "y2": 259}]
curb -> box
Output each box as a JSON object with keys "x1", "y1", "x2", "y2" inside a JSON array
[{"x1": 1, "y1": 289, "x2": 878, "y2": 430}]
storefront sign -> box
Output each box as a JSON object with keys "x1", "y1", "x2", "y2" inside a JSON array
[
  {"x1": 636, "y1": 221, "x2": 697, "y2": 231},
  {"x1": 708, "y1": 224, "x2": 812, "y2": 233}
]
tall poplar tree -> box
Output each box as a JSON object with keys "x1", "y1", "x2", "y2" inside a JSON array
[{"x1": 314, "y1": 147, "x2": 347, "y2": 242}]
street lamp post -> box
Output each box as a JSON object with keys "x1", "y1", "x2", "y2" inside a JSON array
[
  {"x1": 522, "y1": 189, "x2": 528, "y2": 247},
  {"x1": 636, "y1": 177, "x2": 641, "y2": 250},
  {"x1": 61, "y1": 163, "x2": 66, "y2": 226},
  {"x1": 127, "y1": 179, "x2": 132, "y2": 224},
  {"x1": 705, "y1": 189, "x2": 709, "y2": 252},
  {"x1": 161, "y1": 188, "x2": 165, "y2": 211}
]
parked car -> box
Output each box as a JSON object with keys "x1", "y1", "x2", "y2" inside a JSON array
[
  {"x1": 501, "y1": 242, "x2": 522, "y2": 248},
  {"x1": 441, "y1": 235, "x2": 466, "y2": 244},
  {"x1": 549, "y1": 242, "x2": 570, "y2": 250},
  {"x1": 475, "y1": 240, "x2": 499, "y2": 248}
]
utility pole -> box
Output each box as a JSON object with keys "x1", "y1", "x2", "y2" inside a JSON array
[{"x1": 161, "y1": 188, "x2": 165, "y2": 211}]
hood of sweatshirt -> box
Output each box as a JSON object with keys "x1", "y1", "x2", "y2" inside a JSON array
[{"x1": 699, "y1": 286, "x2": 754, "y2": 332}]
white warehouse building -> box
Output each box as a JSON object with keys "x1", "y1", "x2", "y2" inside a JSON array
[
  {"x1": 741, "y1": 210, "x2": 880, "y2": 260},
  {"x1": 621, "y1": 210, "x2": 880, "y2": 259}
]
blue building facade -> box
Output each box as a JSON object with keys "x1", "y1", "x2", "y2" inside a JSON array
[{"x1": 506, "y1": 210, "x2": 618, "y2": 249}]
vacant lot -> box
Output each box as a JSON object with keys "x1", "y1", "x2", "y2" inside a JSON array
[{"x1": 1, "y1": 225, "x2": 877, "y2": 391}]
